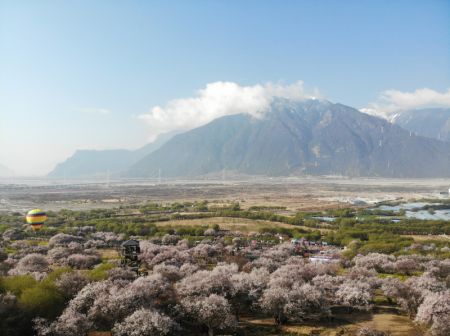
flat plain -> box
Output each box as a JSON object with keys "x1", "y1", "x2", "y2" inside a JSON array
[{"x1": 1, "y1": 177, "x2": 450, "y2": 212}]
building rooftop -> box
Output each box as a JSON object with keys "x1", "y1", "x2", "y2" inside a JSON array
[{"x1": 121, "y1": 239, "x2": 139, "y2": 247}]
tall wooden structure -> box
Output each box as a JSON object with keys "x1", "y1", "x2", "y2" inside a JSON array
[{"x1": 120, "y1": 239, "x2": 142, "y2": 274}]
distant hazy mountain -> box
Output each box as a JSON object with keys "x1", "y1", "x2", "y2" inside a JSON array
[
  {"x1": 0, "y1": 164, "x2": 13, "y2": 177},
  {"x1": 392, "y1": 108, "x2": 450, "y2": 142},
  {"x1": 127, "y1": 99, "x2": 450, "y2": 178},
  {"x1": 48, "y1": 132, "x2": 174, "y2": 178}
]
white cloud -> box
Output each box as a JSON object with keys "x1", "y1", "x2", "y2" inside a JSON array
[
  {"x1": 139, "y1": 81, "x2": 320, "y2": 140},
  {"x1": 76, "y1": 107, "x2": 111, "y2": 115},
  {"x1": 361, "y1": 88, "x2": 450, "y2": 120}
]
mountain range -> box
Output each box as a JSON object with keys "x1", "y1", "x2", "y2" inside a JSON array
[
  {"x1": 127, "y1": 99, "x2": 450, "y2": 178},
  {"x1": 49, "y1": 100, "x2": 450, "y2": 179},
  {"x1": 391, "y1": 108, "x2": 450, "y2": 143},
  {"x1": 48, "y1": 132, "x2": 174, "y2": 178}
]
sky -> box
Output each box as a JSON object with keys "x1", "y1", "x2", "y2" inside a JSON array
[{"x1": 1, "y1": 0, "x2": 449, "y2": 176}]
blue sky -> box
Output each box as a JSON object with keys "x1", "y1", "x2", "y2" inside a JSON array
[{"x1": 1, "y1": 0, "x2": 449, "y2": 175}]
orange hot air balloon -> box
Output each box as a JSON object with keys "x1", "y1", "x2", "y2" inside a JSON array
[{"x1": 26, "y1": 209, "x2": 48, "y2": 231}]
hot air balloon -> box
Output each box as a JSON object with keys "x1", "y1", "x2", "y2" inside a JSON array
[{"x1": 26, "y1": 209, "x2": 47, "y2": 231}]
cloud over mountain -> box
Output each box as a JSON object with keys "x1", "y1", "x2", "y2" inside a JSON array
[
  {"x1": 139, "y1": 81, "x2": 321, "y2": 140},
  {"x1": 361, "y1": 88, "x2": 450, "y2": 120},
  {"x1": 129, "y1": 99, "x2": 450, "y2": 178}
]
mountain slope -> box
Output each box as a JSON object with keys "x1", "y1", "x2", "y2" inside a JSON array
[
  {"x1": 127, "y1": 99, "x2": 450, "y2": 178},
  {"x1": 392, "y1": 108, "x2": 450, "y2": 142},
  {"x1": 48, "y1": 132, "x2": 174, "y2": 178}
]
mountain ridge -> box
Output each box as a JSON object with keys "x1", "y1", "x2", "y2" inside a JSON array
[
  {"x1": 126, "y1": 99, "x2": 450, "y2": 178},
  {"x1": 392, "y1": 108, "x2": 450, "y2": 142},
  {"x1": 48, "y1": 132, "x2": 174, "y2": 178}
]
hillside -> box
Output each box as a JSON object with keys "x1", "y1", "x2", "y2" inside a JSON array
[
  {"x1": 48, "y1": 132, "x2": 174, "y2": 178},
  {"x1": 127, "y1": 99, "x2": 450, "y2": 178},
  {"x1": 392, "y1": 108, "x2": 450, "y2": 142}
]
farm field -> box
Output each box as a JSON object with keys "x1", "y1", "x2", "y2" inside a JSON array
[
  {"x1": 243, "y1": 311, "x2": 423, "y2": 336},
  {"x1": 152, "y1": 216, "x2": 333, "y2": 234},
  {"x1": 2, "y1": 177, "x2": 450, "y2": 213},
  {"x1": 0, "y1": 179, "x2": 449, "y2": 336}
]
